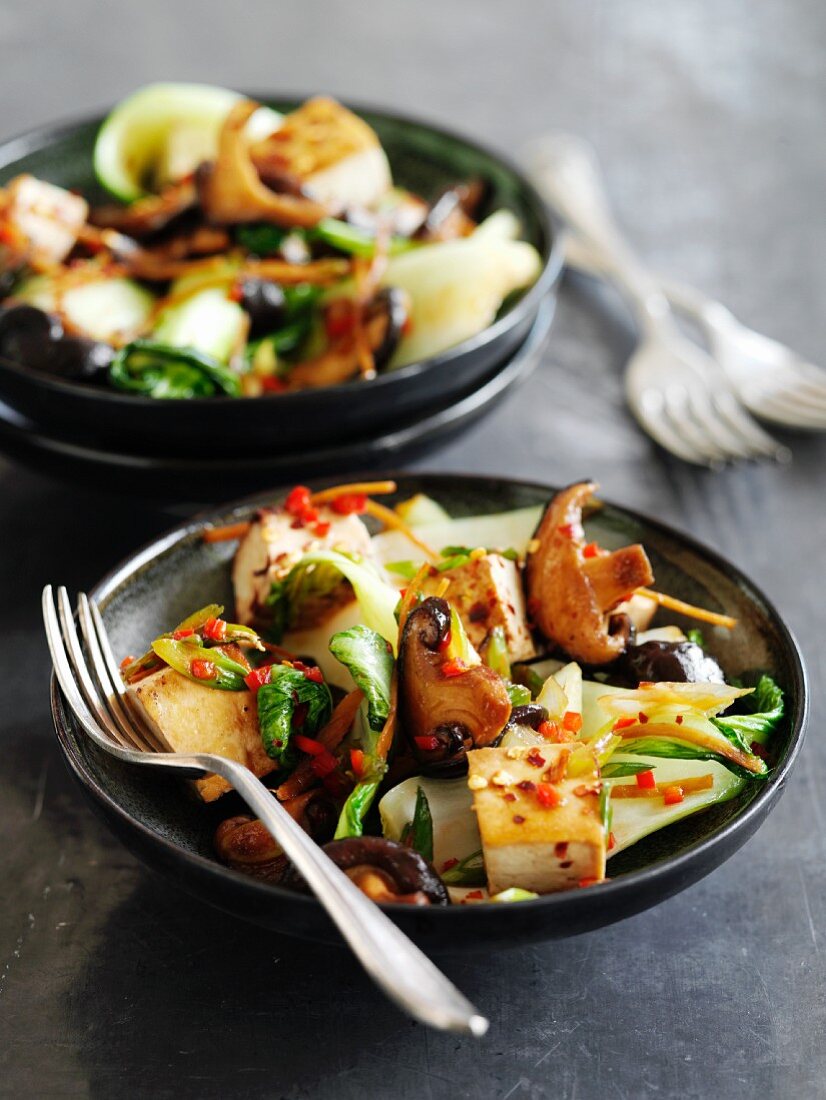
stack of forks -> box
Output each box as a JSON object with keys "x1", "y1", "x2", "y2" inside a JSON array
[{"x1": 528, "y1": 134, "x2": 826, "y2": 465}]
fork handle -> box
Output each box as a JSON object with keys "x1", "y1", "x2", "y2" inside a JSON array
[
  {"x1": 179, "y1": 754, "x2": 487, "y2": 1036},
  {"x1": 526, "y1": 134, "x2": 671, "y2": 329}
]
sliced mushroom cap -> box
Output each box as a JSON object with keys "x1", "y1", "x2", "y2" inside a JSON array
[
  {"x1": 525, "y1": 482, "x2": 654, "y2": 666},
  {"x1": 285, "y1": 287, "x2": 409, "y2": 390},
  {"x1": 90, "y1": 180, "x2": 198, "y2": 238},
  {"x1": 284, "y1": 836, "x2": 449, "y2": 905},
  {"x1": 197, "y1": 100, "x2": 329, "y2": 229},
  {"x1": 398, "y1": 596, "x2": 512, "y2": 776}
]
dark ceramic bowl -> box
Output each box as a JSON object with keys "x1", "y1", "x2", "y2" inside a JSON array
[
  {"x1": 50, "y1": 474, "x2": 807, "y2": 949},
  {"x1": 0, "y1": 99, "x2": 561, "y2": 456}
]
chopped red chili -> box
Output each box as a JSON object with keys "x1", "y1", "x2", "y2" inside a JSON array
[
  {"x1": 119, "y1": 655, "x2": 136, "y2": 670},
  {"x1": 349, "y1": 748, "x2": 365, "y2": 777},
  {"x1": 414, "y1": 735, "x2": 440, "y2": 752},
  {"x1": 294, "y1": 734, "x2": 325, "y2": 756},
  {"x1": 261, "y1": 376, "x2": 287, "y2": 393},
  {"x1": 526, "y1": 749, "x2": 546, "y2": 768},
  {"x1": 562, "y1": 710, "x2": 583, "y2": 734},
  {"x1": 285, "y1": 485, "x2": 312, "y2": 516},
  {"x1": 536, "y1": 783, "x2": 561, "y2": 808},
  {"x1": 303, "y1": 665, "x2": 324, "y2": 684},
  {"x1": 171, "y1": 627, "x2": 196, "y2": 640},
  {"x1": 441, "y1": 858, "x2": 459, "y2": 872},
  {"x1": 638, "y1": 711, "x2": 649, "y2": 725},
  {"x1": 190, "y1": 658, "x2": 217, "y2": 681},
  {"x1": 310, "y1": 750, "x2": 338, "y2": 778},
  {"x1": 608, "y1": 831, "x2": 616, "y2": 851},
  {"x1": 441, "y1": 659, "x2": 467, "y2": 678},
  {"x1": 517, "y1": 780, "x2": 537, "y2": 792},
  {"x1": 636, "y1": 769, "x2": 656, "y2": 790},
  {"x1": 202, "y1": 617, "x2": 227, "y2": 643},
  {"x1": 512, "y1": 814, "x2": 526, "y2": 824},
  {"x1": 313, "y1": 520, "x2": 331, "y2": 538},
  {"x1": 676, "y1": 715, "x2": 684, "y2": 725},
  {"x1": 537, "y1": 720, "x2": 562, "y2": 741},
  {"x1": 464, "y1": 890, "x2": 484, "y2": 901},
  {"x1": 557, "y1": 523, "x2": 576, "y2": 538},
  {"x1": 437, "y1": 629, "x2": 452, "y2": 653},
  {"x1": 503, "y1": 792, "x2": 516, "y2": 802},
  {"x1": 582, "y1": 541, "x2": 600, "y2": 559},
  {"x1": 244, "y1": 665, "x2": 272, "y2": 693},
  {"x1": 330, "y1": 493, "x2": 368, "y2": 515},
  {"x1": 613, "y1": 717, "x2": 637, "y2": 731},
  {"x1": 663, "y1": 785, "x2": 684, "y2": 805},
  {"x1": 578, "y1": 877, "x2": 599, "y2": 888}
]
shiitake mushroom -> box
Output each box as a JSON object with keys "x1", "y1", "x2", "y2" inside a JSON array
[
  {"x1": 0, "y1": 304, "x2": 114, "y2": 382},
  {"x1": 398, "y1": 596, "x2": 511, "y2": 777},
  {"x1": 284, "y1": 836, "x2": 450, "y2": 905},
  {"x1": 617, "y1": 640, "x2": 725, "y2": 686}
]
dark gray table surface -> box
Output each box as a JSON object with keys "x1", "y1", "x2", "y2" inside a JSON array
[{"x1": 1, "y1": 2, "x2": 824, "y2": 1097}]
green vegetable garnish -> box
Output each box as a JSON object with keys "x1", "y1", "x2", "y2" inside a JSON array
[
  {"x1": 110, "y1": 340, "x2": 241, "y2": 398},
  {"x1": 328, "y1": 625, "x2": 394, "y2": 733},
  {"x1": 330, "y1": 625, "x2": 396, "y2": 839},
  {"x1": 621, "y1": 737, "x2": 767, "y2": 780},
  {"x1": 400, "y1": 786, "x2": 434, "y2": 863},
  {"x1": 151, "y1": 637, "x2": 248, "y2": 691},
  {"x1": 310, "y1": 218, "x2": 416, "y2": 258},
  {"x1": 235, "y1": 224, "x2": 287, "y2": 256},
  {"x1": 711, "y1": 674, "x2": 784, "y2": 749},
  {"x1": 600, "y1": 761, "x2": 658, "y2": 779},
  {"x1": 687, "y1": 628, "x2": 705, "y2": 647},
  {"x1": 256, "y1": 666, "x2": 333, "y2": 765},
  {"x1": 440, "y1": 849, "x2": 486, "y2": 887}
]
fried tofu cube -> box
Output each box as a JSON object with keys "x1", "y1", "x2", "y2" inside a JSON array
[
  {"x1": 232, "y1": 505, "x2": 374, "y2": 631},
  {"x1": 252, "y1": 96, "x2": 391, "y2": 208},
  {"x1": 6, "y1": 175, "x2": 88, "y2": 264},
  {"x1": 467, "y1": 745, "x2": 606, "y2": 894},
  {"x1": 422, "y1": 552, "x2": 536, "y2": 662},
  {"x1": 131, "y1": 668, "x2": 270, "y2": 802}
]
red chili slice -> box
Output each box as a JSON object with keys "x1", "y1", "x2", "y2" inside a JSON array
[{"x1": 190, "y1": 658, "x2": 217, "y2": 681}]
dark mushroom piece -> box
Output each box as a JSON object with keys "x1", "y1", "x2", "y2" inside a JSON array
[
  {"x1": 0, "y1": 304, "x2": 114, "y2": 382},
  {"x1": 617, "y1": 640, "x2": 725, "y2": 686},
  {"x1": 507, "y1": 703, "x2": 549, "y2": 730},
  {"x1": 284, "y1": 836, "x2": 450, "y2": 905},
  {"x1": 90, "y1": 180, "x2": 198, "y2": 238},
  {"x1": 525, "y1": 481, "x2": 654, "y2": 666},
  {"x1": 238, "y1": 278, "x2": 287, "y2": 337},
  {"x1": 213, "y1": 789, "x2": 338, "y2": 883},
  {"x1": 398, "y1": 596, "x2": 512, "y2": 777},
  {"x1": 285, "y1": 287, "x2": 408, "y2": 389}
]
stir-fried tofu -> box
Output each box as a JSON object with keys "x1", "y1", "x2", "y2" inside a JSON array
[
  {"x1": 467, "y1": 745, "x2": 606, "y2": 894},
  {"x1": 232, "y1": 505, "x2": 374, "y2": 631},
  {"x1": 131, "y1": 668, "x2": 270, "y2": 801},
  {"x1": 251, "y1": 96, "x2": 391, "y2": 209},
  {"x1": 421, "y1": 552, "x2": 536, "y2": 662},
  {"x1": 5, "y1": 175, "x2": 88, "y2": 265}
]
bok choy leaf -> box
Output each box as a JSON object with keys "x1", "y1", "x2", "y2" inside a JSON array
[{"x1": 256, "y1": 666, "x2": 332, "y2": 766}]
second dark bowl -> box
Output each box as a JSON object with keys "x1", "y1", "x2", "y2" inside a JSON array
[{"x1": 0, "y1": 98, "x2": 561, "y2": 456}]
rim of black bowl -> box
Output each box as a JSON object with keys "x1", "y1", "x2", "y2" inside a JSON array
[
  {"x1": 50, "y1": 472, "x2": 808, "y2": 921},
  {"x1": 0, "y1": 96, "x2": 564, "y2": 405}
]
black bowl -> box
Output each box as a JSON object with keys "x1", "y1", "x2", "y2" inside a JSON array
[
  {"x1": 0, "y1": 99, "x2": 561, "y2": 456},
  {"x1": 50, "y1": 474, "x2": 807, "y2": 949}
]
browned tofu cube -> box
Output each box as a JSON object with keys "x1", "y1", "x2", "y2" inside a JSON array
[
  {"x1": 232, "y1": 505, "x2": 374, "y2": 631},
  {"x1": 7, "y1": 175, "x2": 88, "y2": 264},
  {"x1": 467, "y1": 745, "x2": 606, "y2": 894},
  {"x1": 131, "y1": 668, "x2": 271, "y2": 801},
  {"x1": 421, "y1": 552, "x2": 536, "y2": 662}
]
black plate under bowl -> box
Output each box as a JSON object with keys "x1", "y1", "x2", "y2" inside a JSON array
[
  {"x1": 0, "y1": 297, "x2": 551, "y2": 501},
  {"x1": 49, "y1": 474, "x2": 807, "y2": 949},
  {"x1": 0, "y1": 98, "x2": 561, "y2": 456}
]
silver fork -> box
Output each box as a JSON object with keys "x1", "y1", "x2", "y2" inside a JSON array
[
  {"x1": 526, "y1": 133, "x2": 787, "y2": 466},
  {"x1": 564, "y1": 235, "x2": 826, "y2": 431},
  {"x1": 42, "y1": 585, "x2": 488, "y2": 1038}
]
